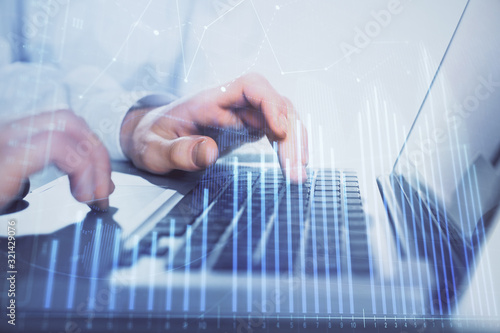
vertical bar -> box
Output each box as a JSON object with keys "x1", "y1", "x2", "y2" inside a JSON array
[
  {"x1": 109, "y1": 229, "x2": 122, "y2": 311},
  {"x1": 285, "y1": 159, "x2": 294, "y2": 313},
  {"x1": 342, "y1": 176, "x2": 355, "y2": 314},
  {"x1": 330, "y1": 148, "x2": 343, "y2": 314},
  {"x1": 472, "y1": 166, "x2": 498, "y2": 316},
  {"x1": 89, "y1": 219, "x2": 103, "y2": 311},
  {"x1": 200, "y1": 188, "x2": 209, "y2": 312},
  {"x1": 364, "y1": 101, "x2": 387, "y2": 315},
  {"x1": 370, "y1": 97, "x2": 397, "y2": 315},
  {"x1": 128, "y1": 235, "x2": 139, "y2": 311},
  {"x1": 67, "y1": 221, "x2": 83, "y2": 309},
  {"x1": 148, "y1": 231, "x2": 158, "y2": 311},
  {"x1": 412, "y1": 152, "x2": 435, "y2": 315},
  {"x1": 464, "y1": 149, "x2": 489, "y2": 316},
  {"x1": 399, "y1": 120, "x2": 426, "y2": 315},
  {"x1": 44, "y1": 239, "x2": 59, "y2": 309},
  {"x1": 232, "y1": 157, "x2": 239, "y2": 313},
  {"x1": 457, "y1": 145, "x2": 482, "y2": 316},
  {"x1": 247, "y1": 172, "x2": 253, "y2": 313},
  {"x1": 446, "y1": 118, "x2": 475, "y2": 315},
  {"x1": 260, "y1": 151, "x2": 267, "y2": 313},
  {"x1": 381, "y1": 105, "x2": 407, "y2": 316},
  {"x1": 357, "y1": 115, "x2": 377, "y2": 315},
  {"x1": 432, "y1": 137, "x2": 459, "y2": 314},
  {"x1": 423, "y1": 117, "x2": 452, "y2": 315},
  {"x1": 392, "y1": 116, "x2": 419, "y2": 316},
  {"x1": 166, "y1": 219, "x2": 176, "y2": 311},
  {"x1": 295, "y1": 118, "x2": 307, "y2": 314},
  {"x1": 319, "y1": 127, "x2": 332, "y2": 314},
  {"x1": 183, "y1": 225, "x2": 192, "y2": 312},
  {"x1": 417, "y1": 127, "x2": 443, "y2": 315},
  {"x1": 273, "y1": 141, "x2": 281, "y2": 314},
  {"x1": 307, "y1": 113, "x2": 314, "y2": 170},
  {"x1": 310, "y1": 199, "x2": 320, "y2": 314},
  {"x1": 433, "y1": 74, "x2": 460, "y2": 315}
]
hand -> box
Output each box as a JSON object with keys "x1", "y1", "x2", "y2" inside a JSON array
[
  {"x1": 0, "y1": 110, "x2": 115, "y2": 212},
  {"x1": 120, "y1": 73, "x2": 309, "y2": 183}
]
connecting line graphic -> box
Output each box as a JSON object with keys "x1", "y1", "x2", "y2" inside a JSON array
[
  {"x1": 249, "y1": 0, "x2": 282, "y2": 74},
  {"x1": 184, "y1": 0, "x2": 247, "y2": 82},
  {"x1": 248, "y1": 0, "x2": 348, "y2": 75},
  {"x1": 80, "y1": 0, "x2": 357, "y2": 97}
]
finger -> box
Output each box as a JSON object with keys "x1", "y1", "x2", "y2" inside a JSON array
[
  {"x1": 67, "y1": 162, "x2": 95, "y2": 204},
  {"x1": 87, "y1": 132, "x2": 114, "y2": 211},
  {"x1": 0, "y1": 109, "x2": 91, "y2": 146},
  {"x1": 165, "y1": 98, "x2": 245, "y2": 133},
  {"x1": 0, "y1": 132, "x2": 84, "y2": 208},
  {"x1": 136, "y1": 134, "x2": 219, "y2": 174},
  {"x1": 163, "y1": 135, "x2": 219, "y2": 172},
  {"x1": 0, "y1": 167, "x2": 30, "y2": 210},
  {"x1": 0, "y1": 109, "x2": 115, "y2": 207},
  {"x1": 160, "y1": 74, "x2": 287, "y2": 141},
  {"x1": 284, "y1": 97, "x2": 309, "y2": 167},
  {"x1": 274, "y1": 111, "x2": 309, "y2": 184},
  {"x1": 212, "y1": 73, "x2": 288, "y2": 140},
  {"x1": 183, "y1": 74, "x2": 287, "y2": 140},
  {"x1": 65, "y1": 143, "x2": 114, "y2": 211},
  {"x1": 1, "y1": 130, "x2": 113, "y2": 210},
  {"x1": 44, "y1": 113, "x2": 114, "y2": 210},
  {"x1": 237, "y1": 107, "x2": 265, "y2": 129}
]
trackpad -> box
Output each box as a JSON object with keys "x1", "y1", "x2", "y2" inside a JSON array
[{"x1": 0, "y1": 172, "x2": 177, "y2": 237}]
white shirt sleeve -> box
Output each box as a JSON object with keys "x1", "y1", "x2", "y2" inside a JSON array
[
  {"x1": 0, "y1": 61, "x2": 176, "y2": 161},
  {"x1": 0, "y1": 62, "x2": 69, "y2": 122},
  {"x1": 64, "y1": 66, "x2": 176, "y2": 160}
]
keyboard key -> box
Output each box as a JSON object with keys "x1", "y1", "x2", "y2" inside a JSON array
[
  {"x1": 344, "y1": 192, "x2": 360, "y2": 198},
  {"x1": 132, "y1": 167, "x2": 372, "y2": 280},
  {"x1": 154, "y1": 223, "x2": 188, "y2": 237},
  {"x1": 345, "y1": 198, "x2": 362, "y2": 205}
]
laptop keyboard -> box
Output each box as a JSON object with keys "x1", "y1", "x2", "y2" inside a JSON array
[{"x1": 137, "y1": 166, "x2": 371, "y2": 276}]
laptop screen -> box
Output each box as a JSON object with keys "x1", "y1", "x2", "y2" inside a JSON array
[{"x1": 393, "y1": 0, "x2": 500, "y2": 238}]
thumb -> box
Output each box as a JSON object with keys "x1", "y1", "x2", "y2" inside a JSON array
[{"x1": 163, "y1": 135, "x2": 219, "y2": 172}]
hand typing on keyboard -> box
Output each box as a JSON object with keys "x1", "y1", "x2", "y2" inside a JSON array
[
  {"x1": 0, "y1": 110, "x2": 115, "y2": 212},
  {"x1": 119, "y1": 73, "x2": 309, "y2": 184}
]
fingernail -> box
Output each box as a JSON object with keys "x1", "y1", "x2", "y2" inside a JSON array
[
  {"x1": 279, "y1": 114, "x2": 288, "y2": 136},
  {"x1": 192, "y1": 139, "x2": 207, "y2": 168}
]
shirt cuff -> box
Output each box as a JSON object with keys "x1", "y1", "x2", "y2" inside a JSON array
[
  {"x1": 69, "y1": 88, "x2": 177, "y2": 161},
  {"x1": 112, "y1": 92, "x2": 177, "y2": 160}
]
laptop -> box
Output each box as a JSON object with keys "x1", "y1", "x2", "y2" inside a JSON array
[{"x1": 1, "y1": 0, "x2": 500, "y2": 331}]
